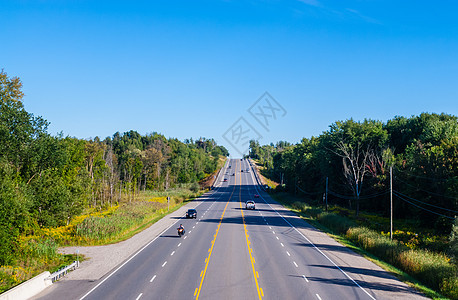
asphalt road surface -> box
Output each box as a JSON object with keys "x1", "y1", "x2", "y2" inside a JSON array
[{"x1": 34, "y1": 158, "x2": 427, "y2": 300}]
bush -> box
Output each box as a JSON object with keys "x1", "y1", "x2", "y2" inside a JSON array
[
  {"x1": 318, "y1": 212, "x2": 355, "y2": 234},
  {"x1": 190, "y1": 182, "x2": 200, "y2": 193},
  {"x1": 398, "y1": 249, "x2": 457, "y2": 294}
]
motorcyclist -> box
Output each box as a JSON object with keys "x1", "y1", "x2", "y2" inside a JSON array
[{"x1": 178, "y1": 224, "x2": 185, "y2": 234}]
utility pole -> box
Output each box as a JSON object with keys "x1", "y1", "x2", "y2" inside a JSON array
[
  {"x1": 390, "y1": 166, "x2": 393, "y2": 240},
  {"x1": 325, "y1": 177, "x2": 328, "y2": 212}
]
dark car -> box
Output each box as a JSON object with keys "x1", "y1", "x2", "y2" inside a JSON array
[
  {"x1": 186, "y1": 209, "x2": 197, "y2": 219},
  {"x1": 223, "y1": 178, "x2": 228, "y2": 182},
  {"x1": 254, "y1": 194, "x2": 260, "y2": 198}
]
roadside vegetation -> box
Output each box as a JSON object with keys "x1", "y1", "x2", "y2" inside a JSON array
[
  {"x1": 0, "y1": 70, "x2": 227, "y2": 293},
  {"x1": 249, "y1": 113, "x2": 458, "y2": 299}
]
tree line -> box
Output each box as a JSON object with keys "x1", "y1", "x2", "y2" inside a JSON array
[
  {"x1": 0, "y1": 70, "x2": 228, "y2": 265},
  {"x1": 249, "y1": 113, "x2": 458, "y2": 233}
]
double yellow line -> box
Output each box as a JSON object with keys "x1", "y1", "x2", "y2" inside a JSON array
[
  {"x1": 195, "y1": 160, "x2": 263, "y2": 299},
  {"x1": 238, "y1": 162, "x2": 263, "y2": 299}
]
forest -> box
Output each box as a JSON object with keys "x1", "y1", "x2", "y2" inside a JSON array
[{"x1": 0, "y1": 70, "x2": 228, "y2": 266}]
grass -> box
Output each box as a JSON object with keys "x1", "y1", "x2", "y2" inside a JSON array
[
  {"x1": 270, "y1": 191, "x2": 457, "y2": 300},
  {"x1": 0, "y1": 184, "x2": 206, "y2": 294}
]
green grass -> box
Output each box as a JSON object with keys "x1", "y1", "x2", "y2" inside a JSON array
[{"x1": 270, "y1": 192, "x2": 457, "y2": 300}]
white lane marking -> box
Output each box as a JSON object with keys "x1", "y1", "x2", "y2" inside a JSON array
[
  {"x1": 178, "y1": 243, "x2": 182, "y2": 247},
  {"x1": 272, "y1": 231, "x2": 275, "y2": 234},
  {"x1": 184, "y1": 236, "x2": 187, "y2": 239},
  {"x1": 280, "y1": 243, "x2": 284, "y2": 247},
  {"x1": 286, "y1": 251, "x2": 291, "y2": 256},
  {"x1": 269, "y1": 226, "x2": 272, "y2": 229},
  {"x1": 316, "y1": 294, "x2": 322, "y2": 300},
  {"x1": 293, "y1": 261, "x2": 298, "y2": 268},
  {"x1": 162, "y1": 261, "x2": 167, "y2": 267},
  {"x1": 276, "y1": 236, "x2": 279, "y2": 240},
  {"x1": 193, "y1": 226, "x2": 195, "y2": 229},
  {"x1": 302, "y1": 275, "x2": 309, "y2": 283},
  {"x1": 136, "y1": 293, "x2": 143, "y2": 300},
  {"x1": 252, "y1": 183, "x2": 377, "y2": 300},
  {"x1": 150, "y1": 275, "x2": 157, "y2": 282},
  {"x1": 171, "y1": 251, "x2": 175, "y2": 256}
]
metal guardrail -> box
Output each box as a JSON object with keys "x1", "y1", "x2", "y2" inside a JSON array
[{"x1": 48, "y1": 261, "x2": 79, "y2": 283}]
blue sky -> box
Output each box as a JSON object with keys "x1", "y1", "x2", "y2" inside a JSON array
[{"x1": 2, "y1": 0, "x2": 458, "y2": 157}]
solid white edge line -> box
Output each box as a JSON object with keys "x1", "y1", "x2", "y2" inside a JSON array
[
  {"x1": 250, "y1": 164, "x2": 377, "y2": 300},
  {"x1": 135, "y1": 293, "x2": 143, "y2": 300},
  {"x1": 78, "y1": 173, "x2": 228, "y2": 300}
]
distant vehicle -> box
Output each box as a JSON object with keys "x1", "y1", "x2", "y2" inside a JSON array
[
  {"x1": 246, "y1": 200, "x2": 255, "y2": 210},
  {"x1": 241, "y1": 170, "x2": 243, "y2": 172},
  {"x1": 246, "y1": 169, "x2": 249, "y2": 172},
  {"x1": 223, "y1": 178, "x2": 227, "y2": 182},
  {"x1": 232, "y1": 173, "x2": 235, "y2": 176},
  {"x1": 186, "y1": 209, "x2": 197, "y2": 219},
  {"x1": 241, "y1": 159, "x2": 243, "y2": 161},
  {"x1": 254, "y1": 194, "x2": 260, "y2": 198},
  {"x1": 228, "y1": 165, "x2": 231, "y2": 169}
]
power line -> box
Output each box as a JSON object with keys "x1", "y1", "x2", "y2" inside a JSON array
[
  {"x1": 295, "y1": 184, "x2": 322, "y2": 196},
  {"x1": 394, "y1": 176, "x2": 458, "y2": 200},
  {"x1": 393, "y1": 190, "x2": 458, "y2": 213},
  {"x1": 393, "y1": 192, "x2": 455, "y2": 220},
  {"x1": 395, "y1": 168, "x2": 449, "y2": 182},
  {"x1": 328, "y1": 189, "x2": 389, "y2": 200}
]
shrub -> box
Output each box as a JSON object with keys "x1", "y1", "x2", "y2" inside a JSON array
[
  {"x1": 318, "y1": 212, "x2": 354, "y2": 234},
  {"x1": 398, "y1": 249, "x2": 457, "y2": 293}
]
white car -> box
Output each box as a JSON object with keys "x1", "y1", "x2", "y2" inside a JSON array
[{"x1": 245, "y1": 200, "x2": 255, "y2": 210}]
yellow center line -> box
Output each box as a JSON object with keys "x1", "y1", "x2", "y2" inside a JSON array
[
  {"x1": 239, "y1": 161, "x2": 263, "y2": 300},
  {"x1": 195, "y1": 161, "x2": 237, "y2": 299}
]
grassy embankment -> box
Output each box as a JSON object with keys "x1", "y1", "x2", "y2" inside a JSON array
[{"x1": 270, "y1": 191, "x2": 457, "y2": 300}]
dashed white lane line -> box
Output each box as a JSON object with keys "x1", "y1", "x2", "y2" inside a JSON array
[
  {"x1": 276, "y1": 236, "x2": 279, "y2": 240},
  {"x1": 193, "y1": 226, "x2": 195, "y2": 229},
  {"x1": 293, "y1": 261, "x2": 298, "y2": 268},
  {"x1": 280, "y1": 243, "x2": 284, "y2": 247},
  {"x1": 286, "y1": 251, "x2": 291, "y2": 256},
  {"x1": 316, "y1": 294, "x2": 322, "y2": 300},
  {"x1": 171, "y1": 251, "x2": 175, "y2": 256},
  {"x1": 135, "y1": 293, "x2": 143, "y2": 300},
  {"x1": 302, "y1": 275, "x2": 309, "y2": 283},
  {"x1": 189, "y1": 230, "x2": 192, "y2": 233},
  {"x1": 162, "y1": 261, "x2": 167, "y2": 267},
  {"x1": 272, "y1": 231, "x2": 275, "y2": 234},
  {"x1": 269, "y1": 226, "x2": 272, "y2": 229},
  {"x1": 178, "y1": 243, "x2": 182, "y2": 247},
  {"x1": 150, "y1": 275, "x2": 157, "y2": 283},
  {"x1": 184, "y1": 236, "x2": 187, "y2": 239}
]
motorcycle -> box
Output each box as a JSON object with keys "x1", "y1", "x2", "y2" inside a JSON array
[{"x1": 177, "y1": 227, "x2": 185, "y2": 237}]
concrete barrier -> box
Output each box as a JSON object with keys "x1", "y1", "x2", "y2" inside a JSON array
[{"x1": 0, "y1": 271, "x2": 52, "y2": 300}]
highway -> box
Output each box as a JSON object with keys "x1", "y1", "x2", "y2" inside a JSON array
[{"x1": 35, "y1": 158, "x2": 426, "y2": 300}]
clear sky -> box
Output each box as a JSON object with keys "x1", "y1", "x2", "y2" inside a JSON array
[{"x1": 2, "y1": 0, "x2": 458, "y2": 157}]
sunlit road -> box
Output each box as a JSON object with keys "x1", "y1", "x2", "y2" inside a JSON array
[{"x1": 35, "y1": 159, "x2": 427, "y2": 300}]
